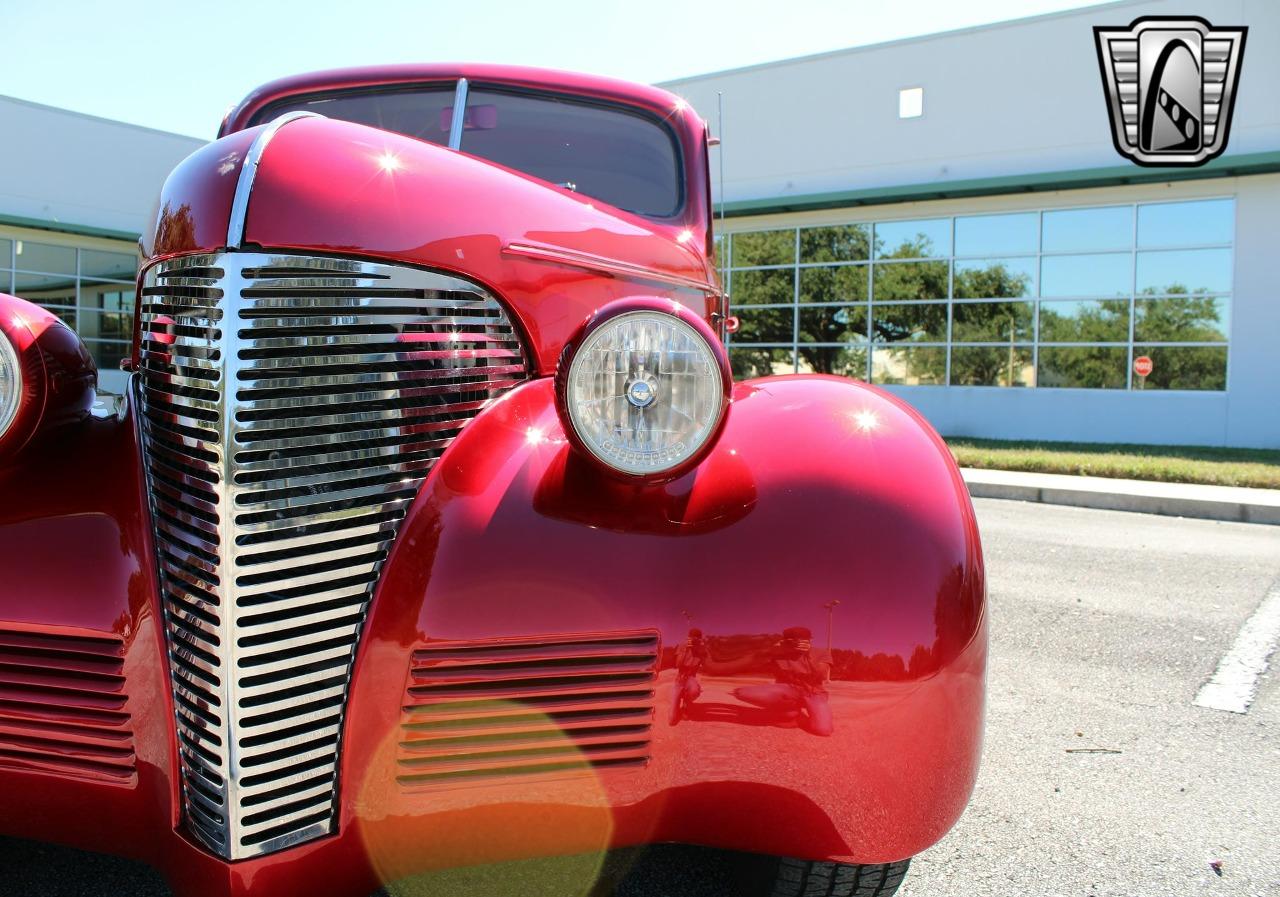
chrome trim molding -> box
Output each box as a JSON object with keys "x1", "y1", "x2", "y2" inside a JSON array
[
  {"x1": 0, "y1": 329, "x2": 22, "y2": 440},
  {"x1": 447, "y1": 78, "x2": 469, "y2": 150},
  {"x1": 137, "y1": 251, "x2": 528, "y2": 858},
  {"x1": 226, "y1": 113, "x2": 323, "y2": 250},
  {"x1": 502, "y1": 240, "x2": 717, "y2": 293}
]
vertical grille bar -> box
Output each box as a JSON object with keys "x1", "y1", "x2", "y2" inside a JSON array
[{"x1": 138, "y1": 252, "x2": 528, "y2": 858}]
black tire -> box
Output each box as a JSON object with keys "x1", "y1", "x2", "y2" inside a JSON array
[{"x1": 767, "y1": 857, "x2": 911, "y2": 897}]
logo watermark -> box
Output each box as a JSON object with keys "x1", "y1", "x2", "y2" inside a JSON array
[{"x1": 1094, "y1": 16, "x2": 1247, "y2": 167}]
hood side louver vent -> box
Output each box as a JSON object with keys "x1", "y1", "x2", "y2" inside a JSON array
[
  {"x1": 0, "y1": 627, "x2": 135, "y2": 782},
  {"x1": 398, "y1": 631, "x2": 659, "y2": 787}
]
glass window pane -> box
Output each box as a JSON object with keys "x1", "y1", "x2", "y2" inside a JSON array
[
  {"x1": 731, "y1": 230, "x2": 795, "y2": 267},
  {"x1": 85, "y1": 340, "x2": 129, "y2": 373},
  {"x1": 734, "y1": 306, "x2": 794, "y2": 344},
  {"x1": 798, "y1": 265, "x2": 868, "y2": 303},
  {"x1": 457, "y1": 88, "x2": 682, "y2": 217},
  {"x1": 1042, "y1": 206, "x2": 1132, "y2": 252},
  {"x1": 15, "y1": 271, "x2": 76, "y2": 307},
  {"x1": 1038, "y1": 299, "x2": 1130, "y2": 342},
  {"x1": 255, "y1": 85, "x2": 454, "y2": 143},
  {"x1": 953, "y1": 257, "x2": 1036, "y2": 299},
  {"x1": 953, "y1": 301, "x2": 1034, "y2": 343},
  {"x1": 799, "y1": 224, "x2": 870, "y2": 263},
  {"x1": 1137, "y1": 199, "x2": 1233, "y2": 248},
  {"x1": 80, "y1": 249, "x2": 138, "y2": 281},
  {"x1": 951, "y1": 346, "x2": 1035, "y2": 387},
  {"x1": 1040, "y1": 253, "x2": 1131, "y2": 298},
  {"x1": 1136, "y1": 248, "x2": 1232, "y2": 295},
  {"x1": 1131, "y1": 345, "x2": 1227, "y2": 391},
  {"x1": 954, "y1": 212, "x2": 1038, "y2": 256},
  {"x1": 78, "y1": 310, "x2": 132, "y2": 341},
  {"x1": 1135, "y1": 297, "x2": 1230, "y2": 343},
  {"x1": 730, "y1": 347, "x2": 793, "y2": 379},
  {"x1": 874, "y1": 219, "x2": 950, "y2": 259},
  {"x1": 81, "y1": 280, "x2": 134, "y2": 314},
  {"x1": 15, "y1": 241, "x2": 76, "y2": 275},
  {"x1": 1038, "y1": 346, "x2": 1128, "y2": 389},
  {"x1": 872, "y1": 260, "x2": 948, "y2": 301},
  {"x1": 870, "y1": 345, "x2": 946, "y2": 385},
  {"x1": 798, "y1": 346, "x2": 867, "y2": 379},
  {"x1": 871, "y1": 303, "x2": 947, "y2": 343},
  {"x1": 730, "y1": 268, "x2": 793, "y2": 305},
  {"x1": 799, "y1": 305, "x2": 867, "y2": 344},
  {"x1": 0, "y1": 238, "x2": 10, "y2": 266}
]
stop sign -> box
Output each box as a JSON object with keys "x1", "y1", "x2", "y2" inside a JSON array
[{"x1": 1134, "y1": 355, "x2": 1154, "y2": 378}]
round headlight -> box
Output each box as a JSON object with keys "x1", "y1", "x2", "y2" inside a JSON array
[
  {"x1": 559, "y1": 302, "x2": 730, "y2": 479},
  {"x1": 0, "y1": 331, "x2": 21, "y2": 441}
]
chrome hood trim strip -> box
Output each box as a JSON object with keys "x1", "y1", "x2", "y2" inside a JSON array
[{"x1": 226, "y1": 112, "x2": 323, "y2": 249}]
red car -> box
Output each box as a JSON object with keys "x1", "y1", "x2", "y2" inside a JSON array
[{"x1": 0, "y1": 65, "x2": 986, "y2": 897}]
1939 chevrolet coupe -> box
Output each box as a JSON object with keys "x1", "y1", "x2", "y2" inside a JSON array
[{"x1": 0, "y1": 65, "x2": 986, "y2": 897}]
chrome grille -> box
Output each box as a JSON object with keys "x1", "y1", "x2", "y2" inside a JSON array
[
  {"x1": 398, "y1": 632, "x2": 658, "y2": 787},
  {"x1": 137, "y1": 252, "x2": 528, "y2": 859}
]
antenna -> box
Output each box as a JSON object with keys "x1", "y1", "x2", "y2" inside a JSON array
[
  {"x1": 716, "y1": 91, "x2": 726, "y2": 233},
  {"x1": 711, "y1": 90, "x2": 738, "y2": 336}
]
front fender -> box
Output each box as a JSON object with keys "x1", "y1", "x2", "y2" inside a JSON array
[{"x1": 340, "y1": 373, "x2": 986, "y2": 878}]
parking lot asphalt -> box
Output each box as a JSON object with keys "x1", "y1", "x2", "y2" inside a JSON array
[
  {"x1": 3, "y1": 498, "x2": 1278, "y2": 897},
  {"x1": 902, "y1": 499, "x2": 1280, "y2": 897}
]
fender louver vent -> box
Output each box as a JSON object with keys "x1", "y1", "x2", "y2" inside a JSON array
[
  {"x1": 0, "y1": 627, "x2": 135, "y2": 782},
  {"x1": 137, "y1": 252, "x2": 528, "y2": 858},
  {"x1": 398, "y1": 631, "x2": 659, "y2": 787}
]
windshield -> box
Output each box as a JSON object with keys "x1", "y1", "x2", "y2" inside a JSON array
[{"x1": 253, "y1": 84, "x2": 683, "y2": 219}]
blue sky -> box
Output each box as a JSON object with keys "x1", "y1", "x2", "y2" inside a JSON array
[{"x1": 4, "y1": 0, "x2": 1099, "y2": 139}]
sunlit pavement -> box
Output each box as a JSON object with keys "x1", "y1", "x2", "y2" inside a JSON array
[
  {"x1": 902, "y1": 499, "x2": 1280, "y2": 897},
  {"x1": 3, "y1": 498, "x2": 1278, "y2": 897}
]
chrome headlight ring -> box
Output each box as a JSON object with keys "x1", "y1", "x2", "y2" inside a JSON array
[
  {"x1": 0, "y1": 329, "x2": 22, "y2": 441},
  {"x1": 556, "y1": 298, "x2": 731, "y2": 481}
]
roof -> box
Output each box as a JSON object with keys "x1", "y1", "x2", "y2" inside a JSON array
[
  {"x1": 220, "y1": 63, "x2": 698, "y2": 137},
  {"x1": 717, "y1": 150, "x2": 1280, "y2": 219},
  {"x1": 659, "y1": 0, "x2": 1145, "y2": 87},
  {"x1": 0, "y1": 93, "x2": 206, "y2": 144}
]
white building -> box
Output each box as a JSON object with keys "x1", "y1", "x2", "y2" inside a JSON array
[
  {"x1": 2, "y1": 0, "x2": 1276, "y2": 446},
  {"x1": 0, "y1": 96, "x2": 203, "y2": 394},
  {"x1": 665, "y1": 0, "x2": 1279, "y2": 448}
]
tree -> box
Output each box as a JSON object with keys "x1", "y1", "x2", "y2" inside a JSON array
[{"x1": 1132, "y1": 283, "x2": 1228, "y2": 390}]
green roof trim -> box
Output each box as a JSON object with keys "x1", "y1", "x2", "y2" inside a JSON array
[
  {"x1": 0, "y1": 212, "x2": 140, "y2": 244},
  {"x1": 722, "y1": 150, "x2": 1280, "y2": 218}
]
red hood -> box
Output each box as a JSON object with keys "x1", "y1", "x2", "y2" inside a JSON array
[
  {"x1": 142, "y1": 116, "x2": 721, "y2": 374},
  {"x1": 244, "y1": 117, "x2": 710, "y2": 285}
]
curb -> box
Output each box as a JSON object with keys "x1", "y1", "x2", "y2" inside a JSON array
[{"x1": 961, "y1": 468, "x2": 1280, "y2": 526}]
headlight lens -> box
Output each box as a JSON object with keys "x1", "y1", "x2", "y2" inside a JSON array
[
  {"x1": 564, "y1": 309, "x2": 727, "y2": 476},
  {"x1": 0, "y1": 332, "x2": 21, "y2": 440}
]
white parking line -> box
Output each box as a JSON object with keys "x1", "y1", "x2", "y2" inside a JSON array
[{"x1": 1195, "y1": 581, "x2": 1280, "y2": 714}]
